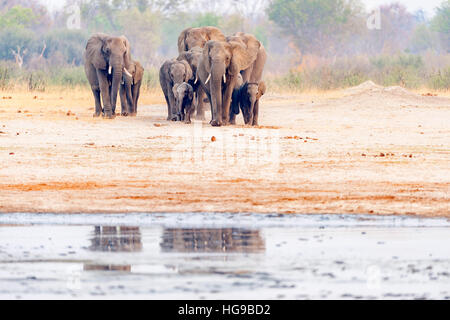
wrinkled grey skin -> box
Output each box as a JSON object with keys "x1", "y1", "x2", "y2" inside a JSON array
[
  {"x1": 120, "y1": 59, "x2": 144, "y2": 116},
  {"x1": 177, "y1": 27, "x2": 226, "y2": 121},
  {"x1": 84, "y1": 33, "x2": 133, "y2": 118},
  {"x1": 197, "y1": 33, "x2": 266, "y2": 126},
  {"x1": 177, "y1": 26, "x2": 226, "y2": 53},
  {"x1": 177, "y1": 46, "x2": 206, "y2": 120},
  {"x1": 230, "y1": 81, "x2": 266, "y2": 126},
  {"x1": 159, "y1": 59, "x2": 193, "y2": 121},
  {"x1": 172, "y1": 82, "x2": 194, "y2": 124},
  {"x1": 229, "y1": 74, "x2": 244, "y2": 125}
]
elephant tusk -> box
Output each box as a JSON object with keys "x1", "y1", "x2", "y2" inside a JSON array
[
  {"x1": 123, "y1": 68, "x2": 132, "y2": 78},
  {"x1": 108, "y1": 65, "x2": 112, "y2": 75},
  {"x1": 194, "y1": 75, "x2": 198, "y2": 84},
  {"x1": 205, "y1": 73, "x2": 211, "y2": 85},
  {"x1": 223, "y1": 74, "x2": 226, "y2": 84}
]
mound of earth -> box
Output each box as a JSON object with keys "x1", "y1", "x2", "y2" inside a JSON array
[{"x1": 328, "y1": 80, "x2": 450, "y2": 108}]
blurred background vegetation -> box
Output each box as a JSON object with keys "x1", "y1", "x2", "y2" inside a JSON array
[{"x1": 0, "y1": 0, "x2": 449, "y2": 92}]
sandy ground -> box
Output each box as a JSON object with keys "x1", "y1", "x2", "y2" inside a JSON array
[{"x1": 0, "y1": 82, "x2": 449, "y2": 216}]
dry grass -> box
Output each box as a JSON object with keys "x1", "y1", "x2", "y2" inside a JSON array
[
  {"x1": 1, "y1": 84, "x2": 448, "y2": 112},
  {"x1": 0, "y1": 86, "x2": 166, "y2": 112}
]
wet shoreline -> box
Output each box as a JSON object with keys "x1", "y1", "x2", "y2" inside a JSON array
[
  {"x1": 0, "y1": 213, "x2": 449, "y2": 299},
  {"x1": 1, "y1": 212, "x2": 449, "y2": 228}
]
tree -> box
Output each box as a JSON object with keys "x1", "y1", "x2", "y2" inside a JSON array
[
  {"x1": 117, "y1": 8, "x2": 162, "y2": 65},
  {"x1": 408, "y1": 24, "x2": 439, "y2": 53},
  {"x1": 43, "y1": 29, "x2": 90, "y2": 66},
  {"x1": 0, "y1": 26, "x2": 34, "y2": 61},
  {"x1": 267, "y1": 0, "x2": 362, "y2": 57},
  {"x1": 431, "y1": 0, "x2": 450, "y2": 52},
  {"x1": 365, "y1": 4, "x2": 417, "y2": 55}
]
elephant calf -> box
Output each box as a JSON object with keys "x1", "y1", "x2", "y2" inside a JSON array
[
  {"x1": 173, "y1": 83, "x2": 194, "y2": 124},
  {"x1": 230, "y1": 81, "x2": 266, "y2": 126},
  {"x1": 120, "y1": 59, "x2": 144, "y2": 116},
  {"x1": 159, "y1": 59, "x2": 193, "y2": 121}
]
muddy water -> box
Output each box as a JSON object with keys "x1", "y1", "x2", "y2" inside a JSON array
[{"x1": 0, "y1": 213, "x2": 449, "y2": 299}]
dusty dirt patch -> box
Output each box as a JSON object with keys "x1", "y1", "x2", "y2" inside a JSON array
[{"x1": 0, "y1": 83, "x2": 449, "y2": 216}]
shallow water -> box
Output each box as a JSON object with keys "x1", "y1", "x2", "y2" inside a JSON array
[{"x1": 0, "y1": 213, "x2": 449, "y2": 299}]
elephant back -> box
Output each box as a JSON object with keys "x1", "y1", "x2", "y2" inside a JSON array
[{"x1": 177, "y1": 26, "x2": 225, "y2": 53}]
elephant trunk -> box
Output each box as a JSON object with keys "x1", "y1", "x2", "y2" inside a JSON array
[
  {"x1": 110, "y1": 62, "x2": 123, "y2": 115},
  {"x1": 209, "y1": 61, "x2": 225, "y2": 126},
  {"x1": 247, "y1": 97, "x2": 256, "y2": 125}
]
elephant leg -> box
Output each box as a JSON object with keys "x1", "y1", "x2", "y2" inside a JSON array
[
  {"x1": 96, "y1": 69, "x2": 114, "y2": 119},
  {"x1": 229, "y1": 111, "x2": 236, "y2": 125},
  {"x1": 119, "y1": 84, "x2": 128, "y2": 116},
  {"x1": 132, "y1": 82, "x2": 141, "y2": 116},
  {"x1": 163, "y1": 92, "x2": 171, "y2": 120},
  {"x1": 185, "y1": 103, "x2": 194, "y2": 124},
  {"x1": 195, "y1": 86, "x2": 206, "y2": 120},
  {"x1": 92, "y1": 88, "x2": 102, "y2": 117},
  {"x1": 123, "y1": 80, "x2": 133, "y2": 116},
  {"x1": 168, "y1": 84, "x2": 178, "y2": 121},
  {"x1": 252, "y1": 100, "x2": 259, "y2": 126},
  {"x1": 85, "y1": 64, "x2": 102, "y2": 117}
]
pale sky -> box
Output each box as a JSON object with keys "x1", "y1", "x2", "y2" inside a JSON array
[
  {"x1": 39, "y1": 0, "x2": 445, "y2": 17},
  {"x1": 363, "y1": 0, "x2": 444, "y2": 16}
]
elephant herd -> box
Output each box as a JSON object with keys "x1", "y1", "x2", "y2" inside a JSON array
[
  {"x1": 84, "y1": 33, "x2": 144, "y2": 118},
  {"x1": 84, "y1": 26, "x2": 266, "y2": 126}
]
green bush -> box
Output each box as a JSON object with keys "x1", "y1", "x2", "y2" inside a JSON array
[
  {"x1": 142, "y1": 66, "x2": 159, "y2": 90},
  {"x1": 48, "y1": 66, "x2": 88, "y2": 87},
  {"x1": 428, "y1": 67, "x2": 450, "y2": 90}
]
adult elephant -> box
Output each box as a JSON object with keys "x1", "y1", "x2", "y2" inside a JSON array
[
  {"x1": 177, "y1": 26, "x2": 225, "y2": 53},
  {"x1": 84, "y1": 33, "x2": 133, "y2": 118},
  {"x1": 159, "y1": 59, "x2": 193, "y2": 121},
  {"x1": 177, "y1": 47, "x2": 206, "y2": 120},
  {"x1": 197, "y1": 33, "x2": 266, "y2": 126},
  {"x1": 177, "y1": 27, "x2": 225, "y2": 121}
]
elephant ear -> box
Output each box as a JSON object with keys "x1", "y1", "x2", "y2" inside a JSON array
[
  {"x1": 134, "y1": 61, "x2": 144, "y2": 84},
  {"x1": 229, "y1": 40, "x2": 257, "y2": 76},
  {"x1": 188, "y1": 85, "x2": 194, "y2": 101},
  {"x1": 179, "y1": 59, "x2": 193, "y2": 82},
  {"x1": 86, "y1": 33, "x2": 108, "y2": 70},
  {"x1": 120, "y1": 35, "x2": 132, "y2": 69},
  {"x1": 177, "y1": 28, "x2": 190, "y2": 53},
  {"x1": 257, "y1": 81, "x2": 266, "y2": 99},
  {"x1": 202, "y1": 41, "x2": 218, "y2": 74}
]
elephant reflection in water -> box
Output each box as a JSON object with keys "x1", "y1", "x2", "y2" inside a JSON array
[
  {"x1": 160, "y1": 228, "x2": 264, "y2": 253},
  {"x1": 84, "y1": 226, "x2": 142, "y2": 272}
]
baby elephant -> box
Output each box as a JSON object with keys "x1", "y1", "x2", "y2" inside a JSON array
[
  {"x1": 173, "y1": 82, "x2": 194, "y2": 123},
  {"x1": 230, "y1": 81, "x2": 266, "y2": 126},
  {"x1": 120, "y1": 60, "x2": 144, "y2": 116}
]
